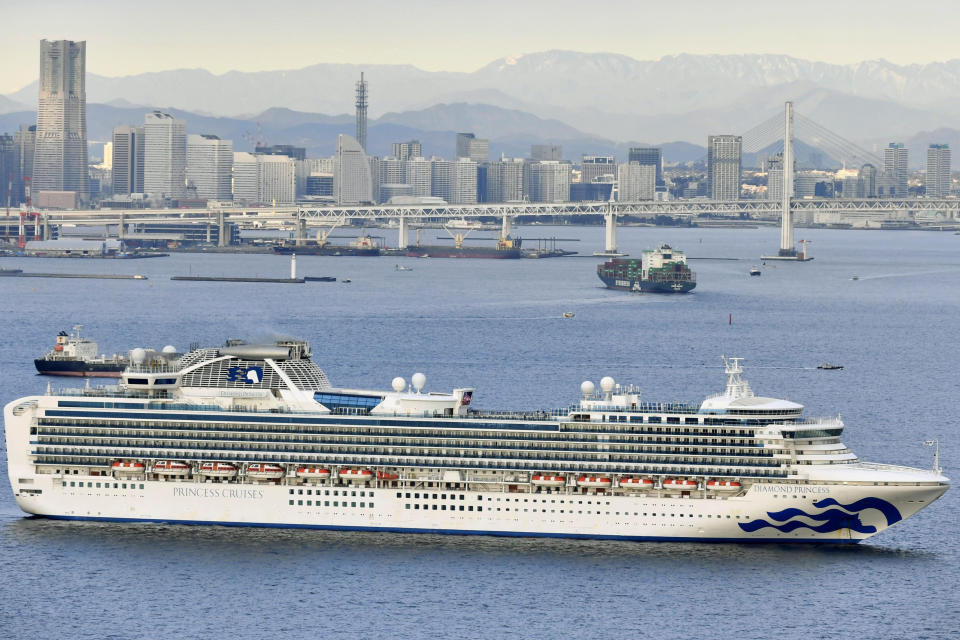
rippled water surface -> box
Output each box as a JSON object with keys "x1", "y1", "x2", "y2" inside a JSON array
[{"x1": 1, "y1": 226, "x2": 958, "y2": 639}]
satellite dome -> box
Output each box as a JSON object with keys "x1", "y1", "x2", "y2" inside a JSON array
[
  {"x1": 411, "y1": 372, "x2": 426, "y2": 393},
  {"x1": 580, "y1": 380, "x2": 595, "y2": 397},
  {"x1": 162, "y1": 345, "x2": 177, "y2": 354},
  {"x1": 391, "y1": 377, "x2": 406, "y2": 392},
  {"x1": 600, "y1": 376, "x2": 616, "y2": 393},
  {"x1": 130, "y1": 348, "x2": 147, "y2": 364}
]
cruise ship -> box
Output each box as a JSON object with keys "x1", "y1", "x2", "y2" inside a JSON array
[{"x1": 4, "y1": 339, "x2": 948, "y2": 543}]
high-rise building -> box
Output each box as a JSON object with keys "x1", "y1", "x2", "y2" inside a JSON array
[
  {"x1": 926, "y1": 144, "x2": 951, "y2": 198},
  {"x1": 403, "y1": 157, "x2": 432, "y2": 197},
  {"x1": 628, "y1": 147, "x2": 663, "y2": 186},
  {"x1": 111, "y1": 125, "x2": 145, "y2": 195},
  {"x1": 707, "y1": 135, "x2": 742, "y2": 200},
  {"x1": 33, "y1": 39, "x2": 88, "y2": 200},
  {"x1": 430, "y1": 159, "x2": 453, "y2": 202},
  {"x1": 859, "y1": 163, "x2": 878, "y2": 198},
  {"x1": 531, "y1": 144, "x2": 563, "y2": 161},
  {"x1": 486, "y1": 158, "x2": 525, "y2": 203},
  {"x1": 143, "y1": 111, "x2": 186, "y2": 198},
  {"x1": 355, "y1": 72, "x2": 368, "y2": 152},
  {"x1": 13, "y1": 125, "x2": 36, "y2": 204},
  {"x1": 0, "y1": 134, "x2": 15, "y2": 208},
  {"x1": 392, "y1": 140, "x2": 422, "y2": 161},
  {"x1": 456, "y1": 133, "x2": 489, "y2": 163},
  {"x1": 254, "y1": 144, "x2": 306, "y2": 161},
  {"x1": 334, "y1": 134, "x2": 372, "y2": 205},
  {"x1": 526, "y1": 161, "x2": 570, "y2": 203},
  {"x1": 767, "y1": 153, "x2": 783, "y2": 202},
  {"x1": 187, "y1": 134, "x2": 233, "y2": 200},
  {"x1": 232, "y1": 152, "x2": 258, "y2": 203},
  {"x1": 884, "y1": 143, "x2": 908, "y2": 198},
  {"x1": 617, "y1": 162, "x2": 656, "y2": 201},
  {"x1": 581, "y1": 155, "x2": 617, "y2": 183},
  {"x1": 451, "y1": 158, "x2": 478, "y2": 204},
  {"x1": 257, "y1": 154, "x2": 295, "y2": 204}
]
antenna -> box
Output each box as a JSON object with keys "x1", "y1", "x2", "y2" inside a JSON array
[{"x1": 355, "y1": 72, "x2": 368, "y2": 152}]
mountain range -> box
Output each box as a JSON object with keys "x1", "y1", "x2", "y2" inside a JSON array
[
  {"x1": 4, "y1": 51, "x2": 960, "y2": 146},
  {"x1": 3, "y1": 51, "x2": 960, "y2": 168}
]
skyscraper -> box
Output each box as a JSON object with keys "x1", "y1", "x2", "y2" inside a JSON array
[
  {"x1": 859, "y1": 163, "x2": 878, "y2": 198},
  {"x1": 355, "y1": 73, "x2": 368, "y2": 152},
  {"x1": 403, "y1": 157, "x2": 432, "y2": 197},
  {"x1": 707, "y1": 135, "x2": 742, "y2": 200},
  {"x1": 526, "y1": 161, "x2": 570, "y2": 203},
  {"x1": 926, "y1": 144, "x2": 951, "y2": 198},
  {"x1": 187, "y1": 134, "x2": 234, "y2": 200},
  {"x1": 884, "y1": 143, "x2": 908, "y2": 198},
  {"x1": 33, "y1": 39, "x2": 88, "y2": 200},
  {"x1": 451, "y1": 158, "x2": 478, "y2": 204},
  {"x1": 628, "y1": 147, "x2": 663, "y2": 186},
  {"x1": 334, "y1": 134, "x2": 372, "y2": 205},
  {"x1": 12, "y1": 125, "x2": 36, "y2": 204},
  {"x1": 486, "y1": 157, "x2": 525, "y2": 203},
  {"x1": 0, "y1": 134, "x2": 14, "y2": 208},
  {"x1": 232, "y1": 152, "x2": 259, "y2": 203},
  {"x1": 257, "y1": 154, "x2": 295, "y2": 204},
  {"x1": 617, "y1": 162, "x2": 656, "y2": 201},
  {"x1": 767, "y1": 153, "x2": 783, "y2": 202},
  {"x1": 111, "y1": 125, "x2": 145, "y2": 195},
  {"x1": 393, "y1": 140, "x2": 422, "y2": 161},
  {"x1": 144, "y1": 111, "x2": 186, "y2": 198},
  {"x1": 456, "y1": 133, "x2": 489, "y2": 163},
  {"x1": 581, "y1": 155, "x2": 617, "y2": 183}
]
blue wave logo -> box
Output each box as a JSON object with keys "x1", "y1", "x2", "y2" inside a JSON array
[{"x1": 738, "y1": 497, "x2": 902, "y2": 534}]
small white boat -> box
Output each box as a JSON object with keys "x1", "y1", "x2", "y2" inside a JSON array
[
  {"x1": 531, "y1": 474, "x2": 565, "y2": 487},
  {"x1": 395, "y1": 264, "x2": 413, "y2": 272},
  {"x1": 749, "y1": 266, "x2": 761, "y2": 276},
  {"x1": 562, "y1": 312, "x2": 575, "y2": 319}
]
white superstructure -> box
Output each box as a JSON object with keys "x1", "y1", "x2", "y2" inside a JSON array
[{"x1": 4, "y1": 342, "x2": 948, "y2": 543}]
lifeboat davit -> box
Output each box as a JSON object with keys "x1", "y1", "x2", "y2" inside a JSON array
[
  {"x1": 706, "y1": 480, "x2": 742, "y2": 492},
  {"x1": 112, "y1": 461, "x2": 145, "y2": 473},
  {"x1": 199, "y1": 462, "x2": 238, "y2": 477},
  {"x1": 247, "y1": 463, "x2": 284, "y2": 479},
  {"x1": 577, "y1": 476, "x2": 612, "y2": 488},
  {"x1": 619, "y1": 477, "x2": 654, "y2": 489},
  {"x1": 663, "y1": 478, "x2": 698, "y2": 490},
  {"x1": 376, "y1": 471, "x2": 399, "y2": 481},
  {"x1": 296, "y1": 467, "x2": 331, "y2": 480},
  {"x1": 531, "y1": 474, "x2": 565, "y2": 487},
  {"x1": 153, "y1": 460, "x2": 190, "y2": 475},
  {"x1": 339, "y1": 468, "x2": 373, "y2": 483}
]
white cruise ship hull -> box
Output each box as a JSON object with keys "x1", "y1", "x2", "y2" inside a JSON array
[{"x1": 11, "y1": 473, "x2": 946, "y2": 543}]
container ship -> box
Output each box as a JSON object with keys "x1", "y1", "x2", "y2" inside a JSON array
[
  {"x1": 5, "y1": 338, "x2": 948, "y2": 543},
  {"x1": 33, "y1": 327, "x2": 128, "y2": 377},
  {"x1": 598, "y1": 244, "x2": 696, "y2": 292},
  {"x1": 405, "y1": 235, "x2": 522, "y2": 259}
]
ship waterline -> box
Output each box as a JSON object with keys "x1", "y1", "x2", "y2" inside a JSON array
[{"x1": 4, "y1": 340, "x2": 948, "y2": 543}]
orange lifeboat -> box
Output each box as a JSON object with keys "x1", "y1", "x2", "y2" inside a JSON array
[
  {"x1": 296, "y1": 467, "x2": 331, "y2": 480},
  {"x1": 247, "y1": 463, "x2": 284, "y2": 479},
  {"x1": 199, "y1": 462, "x2": 238, "y2": 477},
  {"x1": 619, "y1": 477, "x2": 654, "y2": 489},
  {"x1": 339, "y1": 468, "x2": 373, "y2": 483},
  {"x1": 153, "y1": 460, "x2": 190, "y2": 475},
  {"x1": 531, "y1": 474, "x2": 565, "y2": 487},
  {"x1": 376, "y1": 470, "x2": 399, "y2": 481},
  {"x1": 577, "y1": 476, "x2": 612, "y2": 488},
  {"x1": 706, "y1": 480, "x2": 742, "y2": 492},
  {"x1": 112, "y1": 461, "x2": 145, "y2": 473},
  {"x1": 663, "y1": 478, "x2": 698, "y2": 491}
]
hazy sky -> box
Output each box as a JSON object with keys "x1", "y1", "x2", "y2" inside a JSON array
[{"x1": 2, "y1": 0, "x2": 959, "y2": 94}]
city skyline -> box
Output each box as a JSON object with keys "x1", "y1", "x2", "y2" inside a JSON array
[{"x1": 2, "y1": 0, "x2": 960, "y2": 94}]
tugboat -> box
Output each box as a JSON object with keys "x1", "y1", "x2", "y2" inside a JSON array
[
  {"x1": 817, "y1": 363, "x2": 844, "y2": 370},
  {"x1": 597, "y1": 244, "x2": 696, "y2": 293},
  {"x1": 749, "y1": 266, "x2": 762, "y2": 276},
  {"x1": 34, "y1": 326, "x2": 128, "y2": 377}
]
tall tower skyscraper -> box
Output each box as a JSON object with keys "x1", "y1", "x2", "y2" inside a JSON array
[
  {"x1": 33, "y1": 39, "x2": 88, "y2": 199},
  {"x1": 13, "y1": 125, "x2": 36, "y2": 204},
  {"x1": 334, "y1": 134, "x2": 372, "y2": 205},
  {"x1": 111, "y1": 125, "x2": 145, "y2": 195},
  {"x1": 187, "y1": 134, "x2": 234, "y2": 200},
  {"x1": 393, "y1": 140, "x2": 422, "y2": 161},
  {"x1": 144, "y1": 111, "x2": 187, "y2": 198},
  {"x1": 355, "y1": 73, "x2": 368, "y2": 152},
  {"x1": 628, "y1": 147, "x2": 663, "y2": 186},
  {"x1": 884, "y1": 143, "x2": 909, "y2": 198},
  {"x1": 706, "y1": 135, "x2": 742, "y2": 200},
  {"x1": 456, "y1": 133, "x2": 489, "y2": 163},
  {"x1": 926, "y1": 144, "x2": 951, "y2": 198}
]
